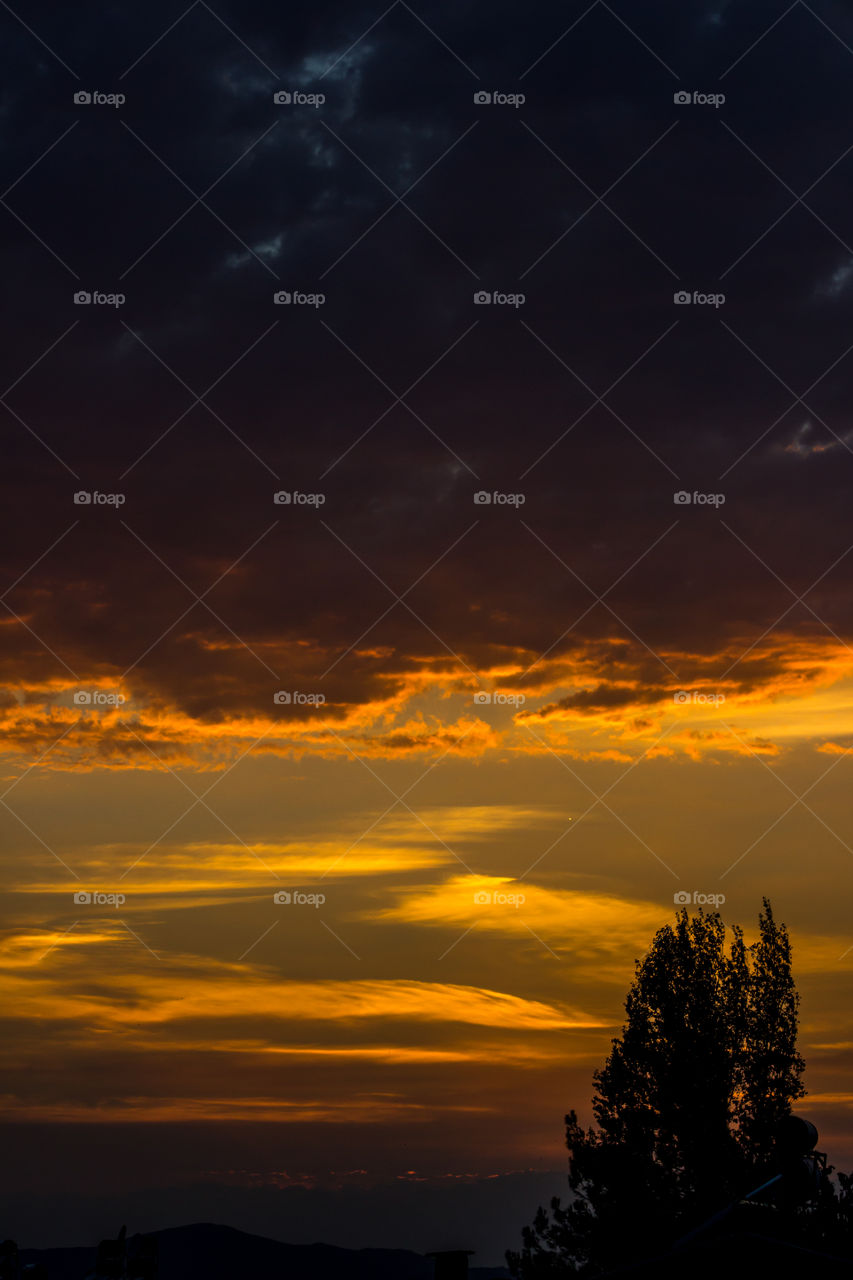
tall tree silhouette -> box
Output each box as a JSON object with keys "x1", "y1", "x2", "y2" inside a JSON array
[{"x1": 507, "y1": 900, "x2": 805, "y2": 1276}]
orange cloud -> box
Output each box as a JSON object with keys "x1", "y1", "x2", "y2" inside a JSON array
[
  {"x1": 371, "y1": 875, "x2": 670, "y2": 955},
  {"x1": 1, "y1": 633, "x2": 853, "y2": 771}
]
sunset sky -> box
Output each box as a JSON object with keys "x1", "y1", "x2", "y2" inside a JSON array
[{"x1": 3, "y1": 0, "x2": 853, "y2": 1265}]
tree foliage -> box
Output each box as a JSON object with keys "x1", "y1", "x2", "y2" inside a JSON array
[{"x1": 507, "y1": 900, "x2": 808, "y2": 1276}]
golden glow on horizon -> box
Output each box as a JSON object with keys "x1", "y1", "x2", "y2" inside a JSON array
[{"x1": 1, "y1": 633, "x2": 853, "y2": 1138}]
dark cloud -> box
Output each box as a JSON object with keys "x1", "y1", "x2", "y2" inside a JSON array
[{"x1": 2, "y1": 2, "x2": 853, "y2": 703}]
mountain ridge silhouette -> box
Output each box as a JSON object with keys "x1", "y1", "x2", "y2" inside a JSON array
[{"x1": 19, "y1": 1221, "x2": 511, "y2": 1278}]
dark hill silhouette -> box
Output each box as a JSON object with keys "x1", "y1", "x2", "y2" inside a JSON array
[{"x1": 19, "y1": 1223, "x2": 511, "y2": 1279}]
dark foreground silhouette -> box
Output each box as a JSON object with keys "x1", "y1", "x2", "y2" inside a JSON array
[
  {"x1": 509, "y1": 902, "x2": 853, "y2": 1276},
  {"x1": 10, "y1": 1224, "x2": 510, "y2": 1280}
]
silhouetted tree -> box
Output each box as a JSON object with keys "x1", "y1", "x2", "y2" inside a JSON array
[{"x1": 507, "y1": 899, "x2": 806, "y2": 1276}]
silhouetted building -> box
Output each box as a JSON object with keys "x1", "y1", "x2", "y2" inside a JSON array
[
  {"x1": 602, "y1": 1115, "x2": 841, "y2": 1278},
  {"x1": 425, "y1": 1249, "x2": 475, "y2": 1280},
  {"x1": 87, "y1": 1225, "x2": 127, "y2": 1279},
  {"x1": 605, "y1": 1227, "x2": 849, "y2": 1278},
  {"x1": 0, "y1": 1242, "x2": 48, "y2": 1280},
  {"x1": 126, "y1": 1233, "x2": 158, "y2": 1280},
  {"x1": 0, "y1": 1241, "x2": 18, "y2": 1280}
]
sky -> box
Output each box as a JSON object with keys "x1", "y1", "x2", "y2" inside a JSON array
[{"x1": 2, "y1": 0, "x2": 853, "y2": 1266}]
